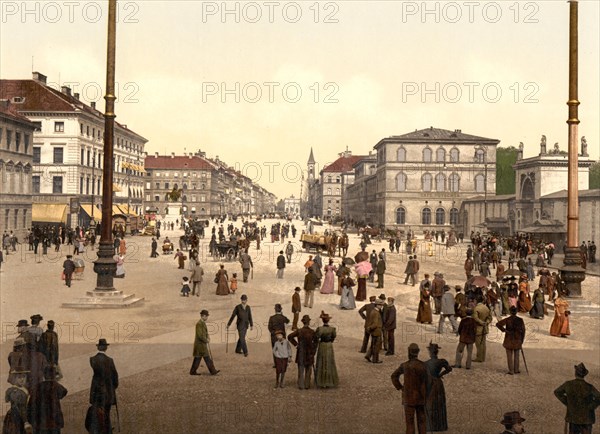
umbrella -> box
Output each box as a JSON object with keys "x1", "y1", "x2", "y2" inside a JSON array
[
  {"x1": 468, "y1": 275, "x2": 491, "y2": 287},
  {"x1": 504, "y1": 268, "x2": 521, "y2": 276},
  {"x1": 355, "y1": 251, "x2": 368, "y2": 263},
  {"x1": 342, "y1": 257, "x2": 355, "y2": 266}
]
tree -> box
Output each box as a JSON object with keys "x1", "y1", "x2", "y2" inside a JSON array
[
  {"x1": 495, "y1": 146, "x2": 518, "y2": 195},
  {"x1": 590, "y1": 162, "x2": 600, "y2": 190}
]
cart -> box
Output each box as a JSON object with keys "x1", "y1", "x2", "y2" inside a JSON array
[{"x1": 73, "y1": 258, "x2": 85, "y2": 280}]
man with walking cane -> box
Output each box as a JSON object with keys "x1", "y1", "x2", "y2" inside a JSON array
[
  {"x1": 86, "y1": 339, "x2": 119, "y2": 434},
  {"x1": 495, "y1": 306, "x2": 526, "y2": 375},
  {"x1": 190, "y1": 310, "x2": 220, "y2": 376}
]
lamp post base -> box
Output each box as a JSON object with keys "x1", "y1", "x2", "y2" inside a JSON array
[{"x1": 560, "y1": 246, "x2": 586, "y2": 297}]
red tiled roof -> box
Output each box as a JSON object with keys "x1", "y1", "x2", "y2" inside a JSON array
[
  {"x1": 144, "y1": 155, "x2": 213, "y2": 170},
  {"x1": 322, "y1": 155, "x2": 366, "y2": 173},
  {"x1": 0, "y1": 102, "x2": 36, "y2": 126},
  {"x1": 0, "y1": 79, "x2": 147, "y2": 141}
]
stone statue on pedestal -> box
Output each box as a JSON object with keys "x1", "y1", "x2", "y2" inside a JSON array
[
  {"x1": 518, "y1": 142, "x2": 524, "y2": 160},
  {"x1": 540, "y1": 135, "x2": 547, "y2": 154},
  {"x1": 581, "y1": 136, "x2": 588, "y2": 156}
]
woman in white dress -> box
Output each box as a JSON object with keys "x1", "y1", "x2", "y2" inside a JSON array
[{"x1": 339, "y1": 275, "x2": 356, "y2": 310}]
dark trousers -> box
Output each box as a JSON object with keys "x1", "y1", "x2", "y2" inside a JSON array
[
  {"x1": 236, "y1": 326, "x2": 248, "y2": 354},
  {"x1": 297, "y1": 365, "x2": 313, "y2": 389},
  {"x1": 569, "y1": 424, "x2": 592, "y2": 434},
  {"x1": 385, "y1": 329, "x2": 395, "y2": 355},
  {"x1": 366, "y1": 335, "x2": 381, "y2": 362},
  {"x1": 65, "y1": 272, "x2": 73, "y2": 287},
  {"x1": 191, "y1": 281, "x2": 201, "y2": 296},
  {"x1": 506, "y1": 348, "x2": 520, "y2": 374},
  {"x1": 360, "y1": 330, "x2": 371, "y2": 353},
  {"x1": 190, "y1": 355, "x2": 217, "y2": 374},
  {"x1": 377, "y1": 273, "x2": 384, "y2": 288},
  {"x1": 292, "y1": 312, "x2": 299, "y2": 330},
  {"x1": 242, "y1": 268, "x2": 250, "y2": 282},
  {"x1": 404, "y1": 405, "x2": 426, "y2": 434},
  {"x1": 433, "y1": 296, "x2": 442, "y2": 314}
]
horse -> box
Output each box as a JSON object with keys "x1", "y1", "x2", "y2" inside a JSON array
[{"x1": 338, "y1": 233, "x2": 349, "y2": 257}]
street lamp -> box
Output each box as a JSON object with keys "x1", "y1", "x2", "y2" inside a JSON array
[{"x1": 90, "y1": 154, "x2": 96, "y2": 230}]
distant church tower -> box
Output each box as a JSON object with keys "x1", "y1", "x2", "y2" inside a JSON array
[{"x1": 307, "y1": 147, "x2": 316, "y2": 181}]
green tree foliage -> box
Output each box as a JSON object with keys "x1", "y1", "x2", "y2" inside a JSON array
[
  {"x1": 496, "y1": 146, "x2": 518, "y2": 195},
  {"x1": 590, "y1": 161, "x2": 600, "y2": 189}
]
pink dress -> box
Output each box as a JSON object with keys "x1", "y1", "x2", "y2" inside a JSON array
[{"x1": 320, "y1": 265, "x2": 337, "y2": 294}]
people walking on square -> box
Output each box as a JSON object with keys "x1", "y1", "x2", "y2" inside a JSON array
[
  {"x1": 550, "y1": 290, "x2": 571, "y2": 338},
  {"x1": 431, "y1": 272, "x2": 445, "y2": 315},
  {"x1": 473, "y1": 296, "x2": 492, "y2": 363},
  {"x1": 227, "y1": 295, "x2": 253, "y2": 356},
  {"x1": 87, "y1": 339, "x2": 119, "y2": 434},
  {"x1": 416, "y1": 282, "x2": 433, "y2": 324},
  {"x1": 303, "y1": 267, "x2": 318, "y2": 308},
  {"x1": 425, "y1": 342, "x2": 452, "y2": 432},
  {"x1": 365, "y1": 299, "x2": 384, "y2": 363},
  {"x1": 554, "y1": 362, "x2": 600, "y2": 434},
  {"x1": 150, "y1": 238, "x2": 158, "y2": 258},
  {"x1": 383, "y1": 297, "x2": 397, "y2": 356},
  {"x1": 29, "y1": 365, "x2": 68, "y2": 434},
  {"x1": 288, "y1": 315, "x2": 317, "y2": 390},
  {"x1": 359, "y1": 296, "x2": 377, "y2": 353},
  {"x1": 285, "y1": 241, "x2": 294, "y2": 264},
  {"x1": 3, "y1": 368, "x2": 32, "y2": 434},
  {"x1": 62, "y1": 255, "x2": 75, "y2": 287},
  {"x1": 339, "y1": 275, "x2": 356, "y2": 310},
  {"x1": 320, "y1": 259, "x2": 337, "y2": 294},
  {"x1": 239, "y1": 249, "x2": 253, "y2": 283},
  {"x1": 354, "y1": 259, "x2": 371, "y2": 302},
  {"x1": 276, "y1": 250, "x2": 286, "y2": 279},
  {"x1": 438, "y1": 285, "x2": 458, "y2": 334},
  {"x1": 496, "y1": 306, "x2": 526, "y2": 375},
  {"x1": 500, "y1": 411, "x2": 526, "y2": 434},
  {"x1": 215, "y1": 264, "x2": 229, "y2": 296},
  {"x1": 268, "y1": 304, "x2": 290, "y2": 367},
  {"x1": 314, "y1": 311, "x2": 339, "y2": 389},
  {"x1": 376, "y1": 257, "x2": 386, "y2": 288},
  {"x1": 229, "y1": 273, "x2": 238, "y2": 294},
  {"x1": 272, "y1": 331, "x2": 293, "y2": 388},
  {"x1": 190, "y1": 310, "x2": 219, "y2": 376},
  {"x1": 180, "y1": 277, "x2": 191, "y2": 297},
  {"x1": 454, "y1": 308, "x2": 476, "y2": 369},
  {"x1": 291, "y1": 287, "x2": 302, "y2": 330},
  {"x1": 190, "y1": 260, "x2": 204, "y2": 297}
]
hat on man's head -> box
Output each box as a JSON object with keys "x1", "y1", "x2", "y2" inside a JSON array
[
  {"x1": 274, "y1": 303, "x2": 282, "y2": 312},
  {"x1": 378, "y1": 293, "x2": 386, "y2": 300},
  {"x1": 301, "y1": 315, "x2": 311, "y2": 324},
  {"x1": 241, "y1": 294, "x2": 248, "y2": 301},
  {"x1": 9, "y1": 365, "x2": 30, "y2": 375},
  {"x1": 66, "y1": 255, "x2": 73, "y2": 258},
  {"x1": 96, "y1": 338, "x2": 110, "y2": 348},
  {"x1": 319, "y1": 311, "x2": 332, "y2": 321},
  {"x1": 454, "y1": 285, "x2": 462, "y2": 291},
  {"x1": 279, "y1": 251, "x2": 284, "y2": 254},
  {"x1": 408, "y1": 343, "x2": 420, "y2": 355},
  {"x1": 200, "y1": 309, "x2": 209, "y2": 316},
  {"x1": 428, "y1": 341, "x2": 441, "y2": 351},
  {"x1": 369, "y1": 296, "x2": 377, "y2": 302},
  {"x1": 30, "y1": 314, "x2": 43, "y2": 322},
  {"x1": 274, "y1": 330, "x2": 284, "y2": 337},
  {"x1": 17, "y1": 320, "x2": 29, "y2": 328},
  {"x1": 294, "y1": 286, "x2": 301, "y2": 292},
  {"x1": 575, "y1": 362, "x2": 589, "y2": 377},
  {"x1": 500, "y1": 411, "x2": 525, "y2": 426},
  {"x1": 443, "y1": 285, "x2": 451, "y2": 292}
]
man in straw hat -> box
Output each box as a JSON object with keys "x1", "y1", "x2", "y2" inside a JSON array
[
  {"x1": 499, "y1": 411, "x2": 525, "y2": 434},
  {"x1": 191, "y1": 310, "x2": 220, "y2": 376},
  {"x1": 554, "y1": 362, "x2": 600, "y2": 434},
  {"x1": 88, "y1": 338, "x2": 119, "y2": 434},
  {"x1": 391, "y1": 343, "x2": 430, "y2": 434},
  {"x1": 288, "y1": 315, "x2": 317, "y2": 390}
]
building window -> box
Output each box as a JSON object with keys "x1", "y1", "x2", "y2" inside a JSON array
[
  {"x1": 474, "y1": 174, "x2": 485, "y2": 192},
  {"x1": 435, "y1": 173, "x2": 445, "y2": 191},
  {"x1": 80, "y1": 177, "x2": 84, "y2": 194},
  {"x1": 327, "y1": 188, "x2": 331, "y2": 195},
  {"x1": 397, "y1": 147, "x2": 406, "y2": 162},
  {"x1": 335, "y1": 188, "x2": 340, "y2": 195},
  {"x1": 15, "y1": 133, "x2": 21, "y2": 151},
  {"x1": 154, "y1": 195, "x2": 160, "y2": 201},
  {"x1": 14, "y1": 210, "x2": 19, "y2": 229},
  {"x1": 87, "y1": 126, "x2": 90, "y2": 136},
  {"x1": 6, "y1": 130, "x2": 12, "y2": 148},
  {"x1": 423, "y1": 147, "x2": 432, "y2": 162},
  {"x1": 165, "y1": 182, "x2": 170, "y2": 190},
  {"x1": 449, "y1": 173, "x2": 460, "y2": 192},
  {"x1": 436, "y1": 148, "x2": 445, "y2": 162},
  {"x1": 33, "y1": 147, "x2": 41, "y2": 163},
  {"x1": 53, "y1": 147, "x2": 64, "y2": 164},
  {"x1": 396, "y1": 172, "x2": 407, "y2": 192},
  {"x1": 24, "y1": 135, "x2": 29, "y2": 153},
  {"x1": 4, "y1": 210, "x2": 9, "y2": 230},
  {"x1": 0, "y1": 128, "x2": 3, "y2": 145},
  {"x1": 52, "y1": 176, "x2": 63, "y2": 193},
  {"x1": 87, "y1": 150, "x2": 91, "y2": 166},
  {"x1": 475, "y1": 149, "x2": 485, "y2": 163},
  {"x1": 80, "y1": 123, "x2": 84, "y2": 135},
  {"x1": 396, "y1": 207, "x2": 406, "y2": 224},
  {"x1": 54, "y1": 122, "x2": 64, "y2": 133},
  {"x1": 97, "y1": 178, "x2": 101, "y2": 193},
  {"x1": 336, "y1": 177, "x2": 340, "y2": 183},
  {"x1": 32, "y1": 176, "x2": 40, "y2": 193},
  {"x1": 155, "y1": 182, "x2": 160, "y2": 189},
  {"x1": 22, "y1": 209, "x2": 27, "y2": 228},
  {"x1": 86, "y1": 177, "x2": 90, "y2": 194},
  {"x1": 450, "y1": 147, "x2": 459, "y2": 162},
  {"x1": 422, "y1": 208, "x2": 432, "y2": 225},
  {"x1": 422, "y1": 173, "x2": 432, "y2": 192},
  {"x1": 435, "y1": 208, "x2": 445, "y2": 225},
  {"x1": 327, "y1": 176, "x2": 332, "y2": 183},
  {"x1": 450, "y1": 208, "x2": 459, "y2": 225},
  {"x1": 32, "y1": 122, "x2": 41, "y2": 131}
]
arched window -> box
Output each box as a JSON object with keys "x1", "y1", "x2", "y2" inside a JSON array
[
  {"x1": 450, "y1": 208, "x2": 459, "y2": 225},
  {"x1": 435, "y1": 173, "x2": 445, "y2": 191},
  {"x1": 475, "y1": 149, "x2": 485, "y2": 163},
  {"x1": 396, "y1": 172, "x2": 407, "y2": 192},
  {"x1": 435, "y1": 208, "x2": 445, "y2": 225},
  {"x1": 450, "y1": 147, "x2": 459, "y2": 162},
  {"x1": 335, "y1": 188, "x2": 340, "y2": 195},
  {"x1": 396, "y1": 207, "x2": 406, "y2": 224},
  {"x1": 423, "y1": 147, "x2": 432, "y2": 162},
  {"x1": 397, "y1": 147, "x2": 406, "y2": 162},
  {"x1": 436, "y1": 148, "x2": 445, "y2": 162},
  {"x1": 474, "y1": 174, "x2": 485, "y2": 192},
  {"x1": 336, "y1": 177, "x2": 341, "y2": 183},
  {"x1": 327, "y1": 188, "x2": 332, "y2": 195},
  {"x1": 422, "y1": 208, "x2": 432, "y2": 225},
  {"x1": 449, "y1": 173, "x2": 460, "y2": 192},
  {"x1": 422, "y1": 173, "x2": 432, "y2": 192}
]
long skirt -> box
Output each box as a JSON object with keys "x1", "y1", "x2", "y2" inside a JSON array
[
  {"x1": 550, "y1": 314, "x2": 570, "y2": 336},
  {"x1": 529, "y1": 300, "x2": 544, "y2": 319},
  {"x1": 416, "y1": 300, "x2": 432, "y2": 323},
  {"x1": 518, "y1": 293, "x2": 532, "y2": 313},
  {"x1": 315, "y1": 343, "x2": 339, "y2": 388},
  {"x1": 426, "y1": 378, "x2": 448, "y2": 431},
  {"x1": 356, "y1": 278, "x2": 367, "y2": 302},
  {"x1": 339, "y1": 286, "x2": 356, "y2": 310}
]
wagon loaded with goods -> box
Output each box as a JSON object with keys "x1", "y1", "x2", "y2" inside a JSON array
[{"x1": 300, "y1": 233, "x2": 328, "y2": 253}]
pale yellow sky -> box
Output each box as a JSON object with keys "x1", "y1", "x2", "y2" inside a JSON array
[{"x1": 2, "y1": 0, "x2": 598, "y2": 198}]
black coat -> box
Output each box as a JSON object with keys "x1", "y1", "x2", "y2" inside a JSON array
[
  {"x1": 89, "y1": 352, "x2": 119, "y2": 407},
  {"x1": 227, "y1": 304, "x2": 253, "y2": 329},
  {"x1": 276, "y1": 255, "x2": 286, "y2": 269}
]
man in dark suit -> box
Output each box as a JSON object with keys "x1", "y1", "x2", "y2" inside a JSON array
[
  {"x1": 358, "y1": 296, "x2": 377, "y2": 353},
  {"x1": 88, "y1": 339, "x2": 118, "y2": 434},
  {"x1": 288, "y1": 315, "x2": 317, "y2": 390},
  {"x1": 391, "y1": 343, "x2": 430, "y2": 434},
  {"x1": 63, "y1": 255, "x2": 76, "y2": 287},
  {"x1": 554, "y1": 363, "x2": 600, "y2": 434},
  {"x1": 190, "y1": 310, "x2": 219, "y2": 376},
  {"x1": 268, "y1": 304, "x2": 290, "y2": 367},
  {"x1": 383, "y1": 297, "x2": 397, "y2": 356},
  {"x1": 496, "y1": 306, "x2": 526, "y2": 375},
  {"x1": 227, "y1": 294, "x2": 253, "y2": 356}
]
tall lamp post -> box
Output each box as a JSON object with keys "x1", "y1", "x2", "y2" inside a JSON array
[
  {"x1": 181, "y1": 183, "x2": 186, "y2": 229},
  {"x1": 90, "y1": 154, "x2": 96, "y2": 231},
  {"x1": 561, "y1": 0, "x2": 585, "y2": 296},
  {"x1": 474, "y1": 148, "x2": 488, "y2": 226}
]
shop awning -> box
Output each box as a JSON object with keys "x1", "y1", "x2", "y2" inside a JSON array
[
  {"x1": 80, "y1": 204, "x2": 102, "y2": 222},
  {"x1": 32, "y1": 204, "x2": 68, "y2": 224},
  {"x1": 113, "y1": 183, "x2": 122, "y2": 193}
]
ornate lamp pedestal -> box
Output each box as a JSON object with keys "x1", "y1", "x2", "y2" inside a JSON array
[{"x1": 560, "y1": 247, "x2": 586, "y2": 297}]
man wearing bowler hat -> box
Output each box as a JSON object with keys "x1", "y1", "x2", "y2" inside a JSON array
[
  {"x1": 63, "y1": 254, "x2": 76, "y2": 287},
  {"x1": 554, "y1": 362, "x2": 600, "y2": 434},
  {"x1": 190, "y1": 310, "x2": 220, "y2": 376},
  {"x1": 500, "y1": 411, "x2": 525, "y2": 434},
  {"x1": 287, "y1": 315, "x2": 316, "y2": 390},
  {"x1": 227, "y1": 294, "x2": 253, "y2": 357},
  {"x1": 88, "y1": 338, "x2": 118, "y2": 434}
]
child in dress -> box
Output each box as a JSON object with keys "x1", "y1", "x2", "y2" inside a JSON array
[
  {"x1": 230, "y1": 273, "x2": 238, "y2": 294},
  {"x1": 181, "y1": 276, "x2": 191, "y2": 297}
]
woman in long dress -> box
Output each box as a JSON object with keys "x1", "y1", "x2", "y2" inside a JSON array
[
  {"x1": 354, "y1": 261, "x2": 372, "y2": 302},
  {"x1": 314, "y1": 311, "x2": 339, "y2": 388},
  {"x1": 339, "y1": 276, "x2": 356, "y2": 310},
  {"x1": 529, "y1": 286, "x2": 545, "y2": 319},
  {"x1": 320, "y1": 259, "x2": 337, "y2": 294},
  {"x1": 215, "y1": 264, "x2": 229, "y2": 296},
  {"x1": 425, "y1": 342, "x2": 452, "y2": 432},
  {"x1": 517, "y1": 275, "x2": 532, "y2": 313},
  {"x1": 114, "y1": 254, "x2": 125, "y2": 278},
  {"x1": 416, "y1": 282, "x2": 433, "y2": 324},
  {"x1": 550, "y1": 291, "x2": 570, "y2": 337}
]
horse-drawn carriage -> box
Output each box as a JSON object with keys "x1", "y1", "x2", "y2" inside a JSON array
[
  {"x1": 301, "y1": 233, "x2": 328, "y2": 253},
  {"x1": 162, "y1": 240, "x2": 174, "y2": 254},
  {"x1": 300, "y1": 232, "x2": 343, "y2": 256},
  {"x1": 213, "y1": 240, "x2": 240, "y2": 261}
]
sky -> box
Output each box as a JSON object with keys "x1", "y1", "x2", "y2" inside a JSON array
[{"x1": 1, "y1": 0, "x2": 599, "y2": 199}]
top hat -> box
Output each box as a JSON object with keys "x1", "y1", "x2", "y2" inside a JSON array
[
  {"x1": 301, "y1": 315, "x2": 311, "y2": 323},
  {"x1": 378, "y1": 293, "x2": 386, "y2": 300},
  {"x1": 319, "y1": 311, "x2": 331, "y2": 321},
  {"x1": 500, "y1": 411, "x2": 525, "y2": 426},
  {"x1": 200, "y1": 310, "x2": 209, "y2": 316},
  {"x1": 17, "y1": 320, "x2": 29, "y2": 328},
  {"x1": 96, "y1": 338, "x2": 110, "y2": 348},
  {"x1": 66, "y1": 254, "x2": 73, "y2": 258},
  {"x1": 428, "y1": 341, "x2": 441, "y2": 351},
  {"x1": 575, "y1": 362, "x2": 589, "y2": 377},
  {"x1": 294, "y1": 286, "x2": 301, "y2": 291},
  {"x1": 241, "y1": 294, "x2": 248, "y2": 301}
]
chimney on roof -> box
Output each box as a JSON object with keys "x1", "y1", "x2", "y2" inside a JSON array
[
  {"x1": 74, "y1": 93, "x2": 80, "y2": 100},
  {"x1": 61, "y1": 86, "x2": 71, "y2": 96},
  {"x1": 91, "y1": 101, "x2": 96, "y2": 110},
  {"x1": 0, "y1": 99, "x2": 10, "y2": 110},
  {"x1": 155, "y1": 152, "x2": 159, "y2": 158},
  {"x1": 171, "y1": 152, "x2": 175, "y2": 158},
  {"x1": 32, "y1": 72, "x2": 47, "y2": 84}
]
